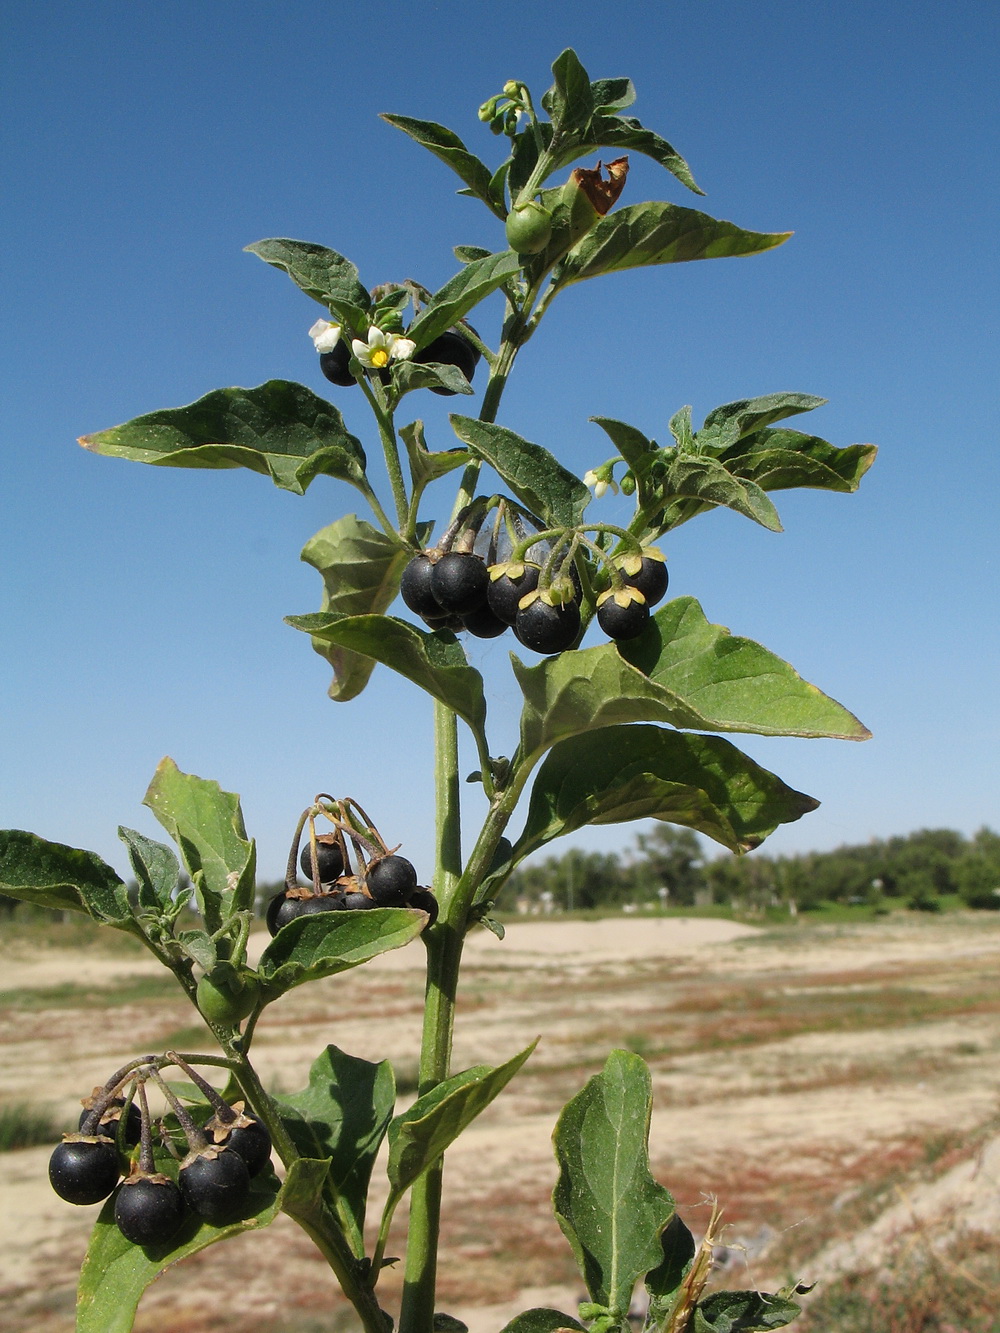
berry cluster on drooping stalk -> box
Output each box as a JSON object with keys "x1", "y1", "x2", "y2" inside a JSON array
[
  {"x1": 399, "y1": 497, "x2": 669, "y2": 655},
  {"x1": 265, "y1": 795, "x2": 436, "y2": 936},
  {"x1": 49, "y1": 1054, "x2": 273, "y2": 1244}
]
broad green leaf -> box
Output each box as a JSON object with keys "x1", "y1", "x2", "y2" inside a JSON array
[
  {"x1": 693, "y1": 1290, "x2": 802, "y2": 1332},
  {"x1": 514, "y1": 599, "x2": 868, "y2": 762},
  {"x1": 553, "y1": 202, "x2": 790, "y2": 289},
  {"x1": 582, "y1": 114, "x2": 703, "y2": 194},
  {"x1": 406, "y1": 251, "x2": 522, "y2": 350},
  {"x1": 299, "y1": 514, "x2": 419, "y2": 703},
  {"x1": 278, "y1": 1045, "x2": 395, "y2": 1251},
  {"x1": 590, "y1": 416, "x2": 662, "y2": 513},
  {"x1": 696, "y1": 393, "x2": 827, "y2": 451},
  {"x1": 245, "y1": 238, "x2": 370, "y2": 325},
  {"x1": 721, "y1": 428, "x2": 878, "y2": 494},
  {"x1": 646, "y1": 1213, "x2": 696, "y2": 1312},
  {"x1": 499, "y1": 1312, "x2": 586, "y2": 1333},
  {"x1": 0, "y1": 831, "x2": 135, "y2": 928},
  {"x1": 449, "y1": 417, "x2": 591, "y2": 528},
  {"x1": 386, "y1": 1042, "x2": 535, "y2": 1201},
  {"x1": 619, "y1": 599, "x2": 871, "y2": 741},
  {"x1": 176, "y1": 928, "x2": 216, "y2": 970},
  {"x1": 454, "y1": 244, "x2": 492, "y2": 264},
  {"x1": 257, "y1": 906, "x2": 426, "y2": 995},
  {"x1": 390, "y1": 359, "x2": 474, "y2": 400},
  {"x1": 143, "y1": 758, "x2": 255, "y2": 931},
  {"x1": 379, "y1": 115, "x2": 504, "y2": 218},
  {"x1": 76, "y1": 1165, "x2": 282, "y2": 1333},
  {"x1": 661, "y1": 455, "x2": 783, "y2": 531},
  {"x1": 118, "y1": 826, "x2": 181, "y2": 913},
  {"x1": 589, "y1": 77, "x2": 636, "y2": 115},
  {"x1": 553, "y1": 1050, "x2": 675, "y2": 1315},
  {"x1": 400, "y1": 420, "x2": 471, "y2": 489},
  {"x1": 80, "y1": 381, "x2": 367, "y2": 497},
  {"x1": 514, "y1": 725, "x2": 819, "y2": 860},
  {"x1": 542, "y1": 48, "x2": 595, "y2": 135},
  {"x1": 285, "y1": 613, "x2": 488, "y2": 740}
]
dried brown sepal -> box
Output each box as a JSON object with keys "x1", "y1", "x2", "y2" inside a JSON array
[{"x1": 570, "y1": 156, "x2": 630, "y2": 216}]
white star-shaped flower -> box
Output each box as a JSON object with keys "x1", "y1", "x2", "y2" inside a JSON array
[
  {"x1": 308, "y1": 319, "x2": 342, "y2": 353},
  {"x1": 351, "y1": 326, "x2": 416, "y2": 370},
  {"x1": 583, "y1": 468, "x2": 618, "y2": 499}
]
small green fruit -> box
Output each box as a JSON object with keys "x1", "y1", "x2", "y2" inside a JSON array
[
  {"x1": 505, "y1": 201, "x2": 553, "y2": 255},
  {"x1": 196, "y1": 973, "x2": 260, "y2": 1026}
]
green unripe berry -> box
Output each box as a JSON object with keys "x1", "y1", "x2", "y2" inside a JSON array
[
  {"x1": 505, "y1": 201, "x2": 553, "y2": 255},
  {"x1": 196, "y1": 973, "x2": 260, "y2": 1026}
]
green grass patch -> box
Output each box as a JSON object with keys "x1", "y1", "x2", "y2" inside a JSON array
[{"x1": 0, "y1": 1101, "x2": 59, "y2": 1151}]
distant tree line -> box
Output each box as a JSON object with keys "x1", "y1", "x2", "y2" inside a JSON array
[{"x1": 500, "y1": 825, "x2": 1000, "y2": 915}]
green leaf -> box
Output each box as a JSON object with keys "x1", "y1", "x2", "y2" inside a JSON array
[
  {"x1": 449, "y1": 417, "x2": 591, "y2": 528},
  {"x1": 379, "y1": 115, "x2": 504, "y2": 218},
  {"x1": 646, "y1": 1213, "x2": 696, "y2": 1311},
  {"x1": 553, "y1": 1050, "x2": 675, "y2": 1315},
  {"x1": 693, "y1": 1290, "x2": 802, "y2": 1332},
  {"x1": 589, "y1": 416, "x2": 662, "y2": 514},
  {"x1": 589, "y1": 78, "x2": 636, "y2": 115},
  {"x1": 553, "y1": 202, "x2": 790, "y2": 290},
  {"x1": 117, "y1": 826, "x2": 181, "y2": 913},
  {"x1": 583, "y1": 115, "x2": 703, "y2": 194},
  {"x1": 721, "y1": 428, "x2": 878, "y2": 494},
  {"x1": 391, "y1": 359, "x2": 475, "y2": 400},
  {"x1": 661, "y1": 455, "x2": 783, "y2": 531},
  {"x1": 244, "y1": 238, "x2": 371, "y2": 325},
  {"x1": 543, "y1": 48, "x2": 595, "y2": 135},
  {"x1": 278, "y1": 1045, "x2": 395, "y2": 1251},
  {"x1": 143, "y1": 758, "x2": 255, "y2": 931},
  {"x1": 696, "y1": 393, "x2": 827, "y2": 451},
  {"x1": 257, "y1": 907, "x2": 426, "y2": 995},
  {"x1": 499, "y1": 1312, "x2": 586, "y2": 1333},
  {"x1": 619, "y1": 599, "x2": 871, "y2": 741},
  {"x1": 386, "y1": 1042, "x2": 535, "y2": 1202},
  {"x1": 299, "y1": 514, "x2": 421, "y2": 703},
  {"x1": 0, "y1": 831, "x2": 135, "y2": 928},
  {"x1": 513, "y1": 725, "x2": 819, "y2": 860},
  {"x1": 454, "y1": 245, "x2": 492, "y2": 264},
  {"x1": 400, "y1": 420, "x2": 471, "y2": 489},
  {"x1": 76, "y1": 1165, "x2": 282, "y2": 1333},
  {"x1": 80, "y1": 381, "x2": 367, "y2": 497},
  {"x1": 285, "y1": 613, "x2": 488, "y2": 741},
  {"x1": 405, "y1": 251, "x2": 522, "y2": 350}
]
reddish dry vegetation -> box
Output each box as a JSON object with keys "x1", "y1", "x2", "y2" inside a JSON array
[{"x1": 2, "y1": 911, "x2": 1000, "y2": 1332}]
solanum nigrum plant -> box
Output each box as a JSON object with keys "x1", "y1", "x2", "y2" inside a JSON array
[{"x1": 0, "y1": 48, "x2": 875, "y2": 1333}]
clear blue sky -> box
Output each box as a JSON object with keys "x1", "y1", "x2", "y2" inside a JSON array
[{"x1": 2, "y1": 1, "x2": 998, "y2": 883}]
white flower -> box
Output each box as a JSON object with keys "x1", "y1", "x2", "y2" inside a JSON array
[
  {"x1": 351, "y1": 325, "x2": 416, "y2": 370},
  {"x1": 584, "y1": 468, "x2": 618, "y2": 499},
  {"x1": 308, "y1": 319, "x2": 342, "y2": 354}
]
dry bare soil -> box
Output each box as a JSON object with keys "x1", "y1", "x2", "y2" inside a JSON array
[{"x1": 2, "y1": 911, "x2": 1000, "y2": 1332}]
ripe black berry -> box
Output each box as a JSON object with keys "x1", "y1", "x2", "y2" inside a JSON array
[
  {"x1": 430, "y1": 552, "x2": 489, "y2": 616},
  {"x1": 461, "y1": 603, "x2": 508, "y2": 638},
  {"x1": 597, "y1": 590, "x2": 650, "y2": 641},
  {"x1": 414, "y1": 327, "x2": 481, "y2": 395},
  {"x1": 400, "y1": 554, "x2": 443, "y2": 618},
  {"x1": 487, "y1": 563, "x2": 541, "y2": 625},
  {"x1": 222, "y1": 1114, "x2": 272, "y2": 1178},
  {"x1": 409, "y1": 887, "x2": 439, "y2": 926},
  {"x1": 115, "y1": 1175, "x2": 185, "y2": 1246},
  {"x1": 49, "y1": 1138, "x2": 121, "y2": 1205},
  {"x1": 620, "y1": 553, "x2": 668, "y2": 607},
  {"x1": 300, "y1": 835, "x2": 345, "y2": 884},
  {"x1": 266, "y1": 890, "x2": 345, "y2": 936},
  {"x1": 514, "y1": 597, "x2": 581, "y2": 654},
  {"x1": 421, "y1": 611, "x2": 465, "y2": 633},
  {"x1": 179, "y1": 1147, "x2": 251, "y2": 1223},
  {"x1": 366, "y1": 854, "x2": 418, "y2": 906},
  {"x1": 343, "y1": 890, "x2": 377, "y2": 910},
  {"x1": 79, "y1": 1098, "x2": 141, "y2": 1146},
  {"x1": 319, "y1": 340, "x2": 356, "y2": 387}
]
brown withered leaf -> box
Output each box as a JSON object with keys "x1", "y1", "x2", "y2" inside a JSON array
[{"x1": 570, "y1": 156, "x2": 629, "y2": 215}]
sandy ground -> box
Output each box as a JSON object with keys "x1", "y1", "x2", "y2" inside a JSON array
[{"x1": 2, "y1": 912, "x2": 1000, "y2": 1332}]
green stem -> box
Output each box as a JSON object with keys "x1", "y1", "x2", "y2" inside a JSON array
[{"x1": 358, "y1": 374, "x2": 409, "y2": 529}]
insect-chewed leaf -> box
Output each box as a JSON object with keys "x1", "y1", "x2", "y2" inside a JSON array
[
  {"x1": 553, "y1": 1050, "x2": 675, "y2": 1315},
  {"x1": 245, "y1": 238, "x2": 371, "y2": 323},
  {"x1": 79, "y1": 381, "x2": 367, "y2": 497},
  {"x1": 0, "y1": 831, "x2": 135, "y2": 929},
  {"x1": 257, "y1": 908, "x2": 427, "y2": 996},
  {"x1": 449, "y1": 417, "x2": 590, "y2": 528}
]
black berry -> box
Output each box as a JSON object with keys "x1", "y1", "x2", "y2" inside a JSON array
[
  {"x1": 621, "y1": 554, "x2": 668, "y2": 607},
  {"x1": 300, "y1": 835, "x2": 345, "y2": 884},
  {"x1": 266, "y1": 890, "x2": 345, "y2": 936},
  {"x1": 366, "y1": 854, "x2": 418, "y2": 906},
  {"x1": 421, "y1": 611, "x2": 465, "y2": 632},
  {"x1": 223, "y1": 1114, "x2": 272, "y2": 1178},
  {"x1": 487, "y1": 563, "x2": 541, "y2": 625},
  {"x1": 319, "y1": 340, "x2": 356, "y2": 387},
  {"x1": 514, "y1": 597, "x2": 581, "y2": 654},
  {"x1": 461, "y1": 604, "x2": 508, "y2": 638},
  {"x1": 343, "y1": 890, "x2": 377, "y2": 909},
  {"x1": 409, "y1": 887, "x2": 439, "y2": 926},
  {"x1": 430, "y1": 552, "x2": 489, "y2": 616},
  {"x1": 401, "y1": 554, "x2": 443, "y2": 618},
  {"x1": 179, "y1": 1148, "x2": 251, "y2": 1224},
  {"x1": 49, "y1": 1138, "x2": 121, "y2": 1205},
  {"x1": 115, "y1": 1175, "x2": 186, "y2": 1246},
  {"x1": 79, "y1": 1098, "x2": 142, "y2": 1146},
  {"x1": 414, "y1": 327, "x2": 481, "y2": 395},
  {"x1": 597, "y1": 591, "x2": 650, "y2": 641}
]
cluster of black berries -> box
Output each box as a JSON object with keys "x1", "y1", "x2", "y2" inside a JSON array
[
  {"x1": 49, "y1": 1056, "x2": 273, "y2": 1246},
  {"x1": 266, "y1": 801, "x2": 437, "y2": 936},
  {"x1": 400, "y1": 545, "x2": 669, "y2": 655},
  {"x1": 320, "y1": 324, "x2": 480, "y2": 396}
]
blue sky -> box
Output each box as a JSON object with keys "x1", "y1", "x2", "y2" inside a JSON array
[{"x1": 2, "y1": 1, "x2": 998, "y2": 883}]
